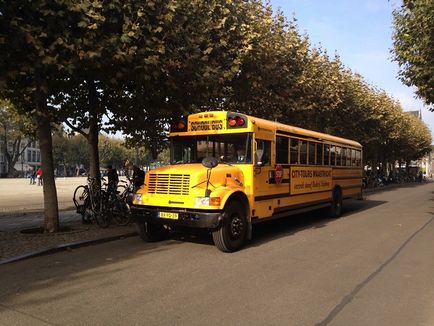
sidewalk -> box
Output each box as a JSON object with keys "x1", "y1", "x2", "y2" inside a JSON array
[{"x1": 0, "y1": 209, "x2": 137, "y2": 264}]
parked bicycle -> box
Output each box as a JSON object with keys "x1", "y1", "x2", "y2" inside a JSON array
[
  {"x1": 73, "y1": 176, "x2": 109, "y2": 227},
  {"x1": 73, "y1": 176, "x2": 133, "y2": 228},
  {"x1": 98, "y1": 179, "x2": 133, "y2": 227}
]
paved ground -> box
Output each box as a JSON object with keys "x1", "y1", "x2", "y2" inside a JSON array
[
  {"x1": 0, "y1": 177, "x2": 85, "y2": 215},
  {"x1": 0, "y1": 177, "x2": 135, "y2": 263},
  {"x1": 0, "y1": 182, "x2": 433, "y2": 325}
]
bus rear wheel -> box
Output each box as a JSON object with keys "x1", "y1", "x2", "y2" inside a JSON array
[
  {"x1": 136, "y1": 222, "x2": 169, "y2": 242},
  {"x1": 329, "y1": 188, "x2": 343, "y2": 218},
  {"x1": 212, "y1": 201, "x2": 247, "y2": 252}
]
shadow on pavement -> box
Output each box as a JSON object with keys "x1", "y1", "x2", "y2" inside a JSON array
[
  {"x1": 159, "y1": 198, "x2": 388, "y2": 250},
  {"x1": 247, "y1": 198, "x2": 387, "y2": 250},
  {"x1": 0, "y1": 198, "x2": 387, "y2": 309}
]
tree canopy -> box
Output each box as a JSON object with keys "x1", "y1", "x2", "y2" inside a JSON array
[{"x1": 392, "y1": 0, "x2": 434, "y2": 108}]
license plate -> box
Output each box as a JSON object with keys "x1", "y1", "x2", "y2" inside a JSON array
[{"x1": 159, "y1": 212, "x2": 179, "y2": 220}]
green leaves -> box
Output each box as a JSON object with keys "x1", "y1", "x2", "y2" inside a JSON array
[{"x1": 392, "y1": 0, "x2": 434, "y2": 108}]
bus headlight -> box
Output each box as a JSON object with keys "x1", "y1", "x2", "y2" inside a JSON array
[
  {"x1": 134, "y1": 194, "x2": 142, "y2": 202},
  {"x1": 195, "y1": 197, "x2": 210, "y2": 207},
  {"x1": 195, "y1": 197, "x2": 221, "y2": 207}
]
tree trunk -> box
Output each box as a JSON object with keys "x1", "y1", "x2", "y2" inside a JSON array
[
  {"x1": 87, "y1": 79, "x2": 101, "y2": 183},
  {"x1": 88, "y1": 114, "x2": 100, "y2": 180},
  {"x1": 36, "y1": 95, "x2": 59, "y2": 233}
]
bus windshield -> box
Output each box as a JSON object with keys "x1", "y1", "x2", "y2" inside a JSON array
[{"x1": 171, "y1": 133, "x2": 252, "y2": 164}]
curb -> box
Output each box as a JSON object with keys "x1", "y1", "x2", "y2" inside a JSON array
[
  {"x1": 0, "y1": 231, "x2": 137, "y2": 265},
  {"x1": 0, "y1": 206, "x2": 77, "y2": 218},
  {"x1": 363, "y1": 181, "x2": 430, "y2": 195}
]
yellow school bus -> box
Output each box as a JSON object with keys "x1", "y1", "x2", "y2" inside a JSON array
[{"x1": 131, "y1": 111, "x2": 363, "y2": 252}]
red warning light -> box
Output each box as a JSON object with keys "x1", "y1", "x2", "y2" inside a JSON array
[{"x1": 228, "y1": 118, "x2": 237, "y2": 127}]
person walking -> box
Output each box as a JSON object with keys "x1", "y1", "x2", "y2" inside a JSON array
[
  {"x1": 29, "y1": 169, "x2": 36, "y2": 185},
  {"x1": 36, "y1": 168, "x2": 43, "y2": 186},
  {"x1": 106, "y1": 165, "x2": 119, "y2": 198}
]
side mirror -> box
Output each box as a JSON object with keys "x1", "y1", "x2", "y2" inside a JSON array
[
  {"x1": 256, "y1": 148, "x2": 264, "y2": 166},
  {"x1": 202, "y1": 156, "x2": 219, "y2": 169}
]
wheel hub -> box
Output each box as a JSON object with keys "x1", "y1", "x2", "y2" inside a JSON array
[{"x1": 230, "y1": 215, "x2": 244, "y2": 238}]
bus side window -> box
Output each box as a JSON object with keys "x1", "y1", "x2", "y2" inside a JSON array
[
  {"x1": 356, "y1": 150, "x2": 361, "y2": 166},
  {"x1": 324, "y1": 144, "x2": 330, "y2": 165},
  {"x1": 276, "y1": 136, "x2": 289, "y2": 164},
  {"x1": 341, "y1": 147, "x2": 346, "y2": 166},
  {"x1": 290, "y1": 138, "x2": 299, "y2": 164},
  {"x1": 335, "y1": 146, "x2": 341, "y2": 166},
  {"x1": 317, "y1": 143, "x2": 324, "y2": 165},
  {"x1": 330, "y1": 145, "x2": 336, "y2": 166},
  {"x1": 347, "y1": 148, "x2": 352, "y2": 166},
  {"x1": 300, "y1": 141, "x2": 307, "y2": 165},
  {"x1": 351, "y1": 149, "x2": 357, "y2": 166},
  {"x1": 308, "y1": 142, "x2": 315, "y2": 165},
  {"x1": 256, "y1": 140, "x2": 271, "y2": 166}
]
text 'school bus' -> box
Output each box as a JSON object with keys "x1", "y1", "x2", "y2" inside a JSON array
[{"x1": 131, "y1": 111, "x2": 363, "y2": 252}]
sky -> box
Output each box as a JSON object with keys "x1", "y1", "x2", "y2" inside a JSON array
[{"x1": 269, "y1": 0, "x2": 433, "y2": 139}]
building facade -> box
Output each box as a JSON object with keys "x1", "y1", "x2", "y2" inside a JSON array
[{"x1": 0, "y1": 139, "x2": 41, "y2": 176}]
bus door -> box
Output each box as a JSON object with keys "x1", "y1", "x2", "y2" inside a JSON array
[{"x1": 253, "y1": 139, "x2": 289, "y2": 218}]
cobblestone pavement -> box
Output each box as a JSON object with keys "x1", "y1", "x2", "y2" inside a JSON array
[
  {"x1": 0, "y1": 210, "x2": 137, "y2": 264},
  {"x1": 0, "y1": 177, "x2": 137, "y2": 264}
]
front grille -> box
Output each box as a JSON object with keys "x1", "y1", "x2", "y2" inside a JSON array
[{"x1": 148, "y1": 174, "x2": 190, "y2": 195}]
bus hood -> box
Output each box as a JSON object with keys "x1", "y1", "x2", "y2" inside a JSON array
[{"x1": 139, "y1": 163, "x2": 245, "y2": 199}]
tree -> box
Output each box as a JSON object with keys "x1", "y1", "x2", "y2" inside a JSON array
[
  {"x1": 113, "y1": 0, "x2": 256, "y2": 157},
  {"x1": 98, "y1": 135, "x2": 131, "y2": 169},
  {"x1": 392, "y1": 0, "x2": 434, "y2": 108},
  {"x1": 0, "y1": 0, "x2": 110, "y2": 231},
  {"x1": 0, "y1": 99, "x2": 36, "y2": 177},
  {"x1": 226, "y1": 5, "x2": 310, "y2": 121}
]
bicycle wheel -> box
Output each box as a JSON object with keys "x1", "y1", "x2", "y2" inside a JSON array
[
  {"x1": 112, "y1": 199, "x2": 131, "y2": 226},
  {"x1": 116, "y1": 184, "x2": 127, "y2": 195},
  {"x1": 92, "y1": 190, "x2": 110, "y2": 228},
  {"x1": 73, "y1": 185, "x2": 89, "y2": 215}
]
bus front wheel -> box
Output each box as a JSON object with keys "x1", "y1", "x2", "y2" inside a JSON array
[
  {"x1": 212, "y1": 201, "x2": 247, "y2": 252},
  {"x1": 136, "y1": 222, "x2": 169, "y2": 242},
  {"x1": 329, "y1": 188, "x2": 343, "y2": 218}
]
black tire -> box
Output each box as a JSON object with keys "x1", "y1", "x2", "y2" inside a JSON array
[
  {"x1": 73, "y1": 185, "x2": 88, "y2": 214},
  {"x1": 94, "y1": 191, "x2": 110, "y2": 228},
  {"x1": 136, "y1": 222, "x2": 169, "y2": 242},
  {"x1": 82, "y1": 207, "x2": 94, "y2": 224},
  {"x1": 329, "y1": 188, "x2": 343, "y2": 218},
  {"x1": 112, "y1": 200, "x2": 131, "y2": 226},
  {"x1": 212, "y1": 200, "x2": 248, "y2": 252}
]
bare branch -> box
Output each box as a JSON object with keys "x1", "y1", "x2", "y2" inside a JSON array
[{"x1": 65, "y1": 120, "x2": 88, "y2": 138}]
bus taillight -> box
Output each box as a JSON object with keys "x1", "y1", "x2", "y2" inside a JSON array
[
  {"x1": 228, "y1": 115, "x2": 246, "y2": 128},
  {"x1": 171, "y1": 119, "x2": 187, "y2": 132}
]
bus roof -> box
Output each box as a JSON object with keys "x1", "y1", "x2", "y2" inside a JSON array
[
  {"x1": 174, "y1": 111, "x2": 362, "y2": 149},
  {"x1": 250, "y1": 115, "x2": 362, "y2": 149}
]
